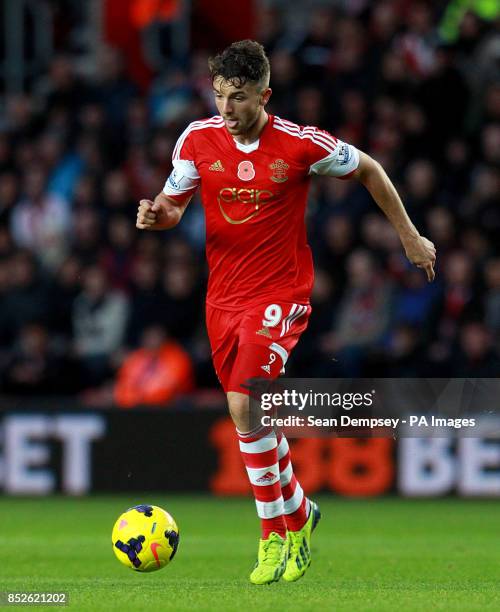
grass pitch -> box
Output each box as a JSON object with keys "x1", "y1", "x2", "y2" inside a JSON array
[{"x1": 0, "y1": 496, "x2": 498, "y2": 611}]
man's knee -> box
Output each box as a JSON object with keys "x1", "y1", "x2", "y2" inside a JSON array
[{"x1": 227, "y1": 391, "x2": 250, "y2": 430}]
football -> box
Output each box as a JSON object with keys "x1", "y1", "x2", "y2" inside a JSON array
[{"x1": 111, "y1": 504, "x2": 179, "y2": 572}]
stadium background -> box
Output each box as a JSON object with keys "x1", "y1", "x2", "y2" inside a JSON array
[{"x1": 0, "y1": 0, "x2": 499, "y2": 499}]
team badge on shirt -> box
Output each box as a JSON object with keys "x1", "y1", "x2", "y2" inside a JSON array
[
  {"x1": 237, "y1": 160, "x2": 255, "y2": 181},
  {"x1": 269, "y1": 159, "x2": 289, "y2": 183}
]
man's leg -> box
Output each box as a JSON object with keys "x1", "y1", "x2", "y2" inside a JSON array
[
  {"x1": 225, "y1": 339, "x2": 310, "y2": 533},
  {"x1": 220, "y1": 303, "x2": 318, "y2": 583},
  {"x1": 228, "y1": 391, "x2": 287, "y2": 538},
  {"x1": 276, "y1": 432, "x2": 310, "y2": 530},
  {"x1": 207, "y1": 306, "x2": 288, "y2": 583},
  {"x1": 277, "y1": 430, "x2": 321, "y2": 582},
  {"x1": 228, "y1": 390, "x2": 320, "y2": 583},
  {"x1": 228, "y1": 391, "x2": 288, "y2": 584}
]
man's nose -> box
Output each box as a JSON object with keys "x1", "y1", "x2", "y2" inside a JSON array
[{"x1": 222, "y1": 99, "x2": 233, "y2": 115}]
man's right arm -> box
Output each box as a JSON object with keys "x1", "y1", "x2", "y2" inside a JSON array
[
  {"x1": 138, "y1": 124, "x2": 200, "y2": 231},
  {"x1": 136, "y1": 192, "x2": 191, "y2": 231}
]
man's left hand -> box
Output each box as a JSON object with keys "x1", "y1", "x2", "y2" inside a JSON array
[{"x1": 402, "y1": 235, "x2": 436, "y2": 282}]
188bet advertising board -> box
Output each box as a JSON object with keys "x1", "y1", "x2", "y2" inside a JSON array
[{"x1": 1, "y1": 378, "x2": 499, "y2": 497}]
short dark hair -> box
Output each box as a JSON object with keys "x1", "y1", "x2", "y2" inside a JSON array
[{"x1": 209, "y1": 40, "x2": 270, "y2": 89}]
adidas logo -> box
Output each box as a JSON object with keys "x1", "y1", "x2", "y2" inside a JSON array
[
  {"x1": 261, "y1": 364, "x2": 271, "y2": 374},
  {"x1": 256, "y1": 327, "x2": 272, "y2": 338},
  {"x1": 209, "y1": 160, "x2": 224, "y2": 172},
  {"x1": 256, "y1": 471, "x2": 277, "y2": 483}
]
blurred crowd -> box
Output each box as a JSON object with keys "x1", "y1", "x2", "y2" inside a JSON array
[{"x1": 0, "y1": 0, "x2": 499, "y2": 404}]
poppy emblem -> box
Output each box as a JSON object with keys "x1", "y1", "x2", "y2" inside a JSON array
[{"x1": 237, "y1": 160, "x2": 255, "y2": 181}]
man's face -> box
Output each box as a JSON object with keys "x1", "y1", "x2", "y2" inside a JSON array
[{"x1": 213, "y1": 76, "x2": 271, "y2": 137}]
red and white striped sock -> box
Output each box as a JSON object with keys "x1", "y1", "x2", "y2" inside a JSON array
[
  {"x1": 237, "y1": 426, "x2": 287, "y2": 539},
  {"x1": 277, "y1": 432, "x2": 310, "y2": 531}
]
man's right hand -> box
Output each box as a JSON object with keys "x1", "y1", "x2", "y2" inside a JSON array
[
  {"x1": 136, "y1": 194, "x2": 187, "y2": 230},
  {"x1": 136, "y1": 199, "x2": 162, "y2": 230}
]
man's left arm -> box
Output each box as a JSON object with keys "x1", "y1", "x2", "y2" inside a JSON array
[{"x1": 351, "y1": 150, "x2": 436, "y2": 282}]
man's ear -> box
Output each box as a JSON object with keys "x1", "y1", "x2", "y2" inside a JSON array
[{"x1": 261, "y1": 88, "x2": 272, "y2": 107}]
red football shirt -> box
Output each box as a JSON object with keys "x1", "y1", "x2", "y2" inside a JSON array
[{"x1": 164, "y1": 115, "x2": 359, "y2": 311}]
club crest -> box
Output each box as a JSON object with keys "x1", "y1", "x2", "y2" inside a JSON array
[{"x1": 269, "y1": 159, "x2": 289, "y2": 183}]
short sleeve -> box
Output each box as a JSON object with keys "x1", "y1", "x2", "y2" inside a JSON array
[
  {"x1": 309, "y1": 140, "x2": 359, "y2": 178},
  {"x1": 163, "y1": 125, "x2": 201, "y2": 198},
  {"x1": 301, "y1": 125, "x2": 359, "y2": 178}
]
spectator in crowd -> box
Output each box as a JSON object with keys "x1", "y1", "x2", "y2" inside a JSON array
[
  {"x1": 426, "y1": 207, "x2": 457, "y2": 258},
  {"x1": 2, "y1": 323, "x2": 71, "y2": 395},
  {"x1": 95, "y1": 46, "x2": 139, "y2": 129},
  {"x1": 38, "y1": 130, "x2": 84, "y2": 201},
  {"x1": 483, "y1": 257, "x2": 500, "y2": 346},
  {"x1": 0, "y1": 250, "x2": 50, "y2": 345},
  {"x1": 10, "y1": 164, "x2": 71, "y2": 270},
  {"x1": 428, "y1": 251, "x2": 475, "y2": 344},
  {"x1": 101, "y1": 170, "x2": 137, "y2": 224},
  {"x1": 367, "y1": 323, "x2": 425, "y2": 377},
  {"x1": 321, "y1": 250, "x2": 393, "y2": 375},
  {"x1": 0, "y1": 171, "x2": 19, "y2": 227},
  {"x1": 453, "y1": 321, "x2": 499, "y2": 377},
  {"x1": 295, "y1": 8, "x2": 335, "y2": 84},
  {"x1": 289, "y1": 268, "x2": 339, "y2": 377},
  {"x1": 49, "y1": 255, "x2": 83, "y2": 345},
  {"x1": 160, "y1": 258, "x2": 203, "y2": 343},
  {"x1": 126, "y1": 255, "x2": 164, "y2": 347},
  {"x1": 393, "y1": 265, "x2": 441, "y2": 327},
  {"x1": 316, "y1": 214, "x2": 354, "y2": 274},
  {"x1": 114, "y1": 324, "x2": 194, "y2": 408},
  {"x1": 42, "y1": 54, "x2": 94, "y2": 115},
  {"x1": 72, "y1": 265, "x2": 129, "y2": 386},
  {"x1": 101, "y1": 214, "x2": 137, "y2": 291},
  {"x1": 401, "y1": 159, "x2": 438, "y2": 229}
]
